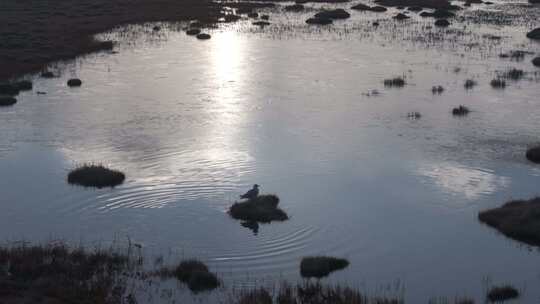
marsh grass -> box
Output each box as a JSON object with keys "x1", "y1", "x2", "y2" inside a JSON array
[
  {"x1": 0, "y1": 242, "x2": 135, "y2": 304},
  {"x1": 232, "y1": 281, "x2": 401, "y2": 304},
  {"x1": 229, "y1": 194, "x2": 289, "y2": 223},
  {"x1": 300, "y1": 256, "x2": 349, "y2": 278},
  {"x1": 67, "y1": 164, "x2": 125, "y2": 188},
  {"x1": 486, "y1": 285, "x2": 519, "y2": 302},
  {"x1": 478, "y1": 197, "x2": 540, "y2": 246}
]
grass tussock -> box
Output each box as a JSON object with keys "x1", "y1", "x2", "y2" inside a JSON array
[
  {"x1": 490, "y1": 79, "x2": 506, "y2": 89},
  {"x1": 526, "y1": 146, "x2": 540, "y2": 163},
  {"x1": 464, "y1": 79, "x2": 477, "y2": 89},
  {"x1": 67, "y1": 164, "x2": 125, "y2": 188},
  {"x1": 300, "y1": 256, "x2": 349, "y2": 278},
  {"x1": 383, "y1": 77, "x2": 406, "y2": 87},
  {"x1": 0, "y1": 97, "x2": 17, "y2": 107},
  {"x1": 502, "y1": 68, "x2": 524, "y2": 81},
  {"x1": 229, "y1": 194, "x2": 289, "y2": 223},
  {"x1": 452, "y1": 105, "x2": 469, "y2": 116},
  {"x1": 67, "y1": 78, "x2": 82, "y2": 87},
  {"x1": 478, "y1": 197, "x2": 540, "y2": 246},
  {"x1": 0, "y1": 84, "x2": 20, "y2": 96},
  {"x1": 486, "y1": 285, "x2": 519, "y2": 302},
  {"x1": 0, "y1": 242, "x2": 133, "y2": 304},
  {"x1": 174, "y1": 259, "x2": 220, "y2": 292},
  {"x1": 431, "y1": 85, "x2": 444, "y2": 94}
]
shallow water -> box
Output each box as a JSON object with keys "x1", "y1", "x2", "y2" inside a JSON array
[{"x1": 1, "y1": 2, "x2": 540, "y2": 302}]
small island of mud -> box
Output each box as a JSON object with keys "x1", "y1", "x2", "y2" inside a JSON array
[
  {"x1": 478, "y1": 197, "x2": 540, "y2": 246},
  {"x1": 300, "y1": 256, "x2": 349, "y2": 278},
  {"x1": 67, "y1": 164, "x2": 125, "y2": 188}
]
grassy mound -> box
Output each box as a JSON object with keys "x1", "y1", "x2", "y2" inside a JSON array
[
  {"x1": 196, "y1": 33, "x2": 211, "y2": 40},
  {"x1": 300, "y1": 256, "x2": 349, "y2": 278},
  {"x1": 478, "y1": 197, "x2": 540, "y2": 246},
  {"x1": 0, "y1": 97, "x2": 17, "y2": 107},
  {"x1": 526, "y1": 28, "x2": 540, "y2": 40},
  {"x1": 0, "y1": 83, "x2": 20, "y2": 96},
  {"x1": 67, "y1": 78, "x2": 82, "y2": 87},
  {"x1": 487, "y1": 285, "x2": 519, "y2": 302},
  {"x1": 314, "y1": 9, "x2": 351, "y2": 19},
  {"x1": 374, "y1": 0, "x2": 454, "y2": 9},
  {"x1": 464, "y1": 79, "x2": 477, "y2": 89},
  {"x1": 186, "y1": 28, "x2": 201, "y2": 35},
  {"x1": 306, "y1": 17, "x2": 333, "y2": 25},
  {"x1": 229, "y1": 194, "x2": 288, "y2": 223},
  {"x1": 67, "y1": 164, "x2": 125, "y2": 188},
  {"x1": 526, "y1": 146, "x2": 540, "y2": 163},
  {"x1": 174, "y1": 260, "x2": 219, "y2": 292},
  {"x1": 0, "y1": 242, "x2": 131, "y2": 304}
]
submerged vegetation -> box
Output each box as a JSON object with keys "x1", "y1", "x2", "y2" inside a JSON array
[
  {"x1": 300, "y1": 256, "x2": 349, "y2": 278},
  {"x1": 229, "y1": 194, "x2": 289, "y2": 223},
  {"x1": 478, "y1": 197, "x2": 540, "y2": 246},
  {"x1": 67, "y1": 164, "x2": 125, "y2": 188}
]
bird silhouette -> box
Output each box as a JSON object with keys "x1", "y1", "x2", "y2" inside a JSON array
[{"x1": 240, "y1": 184, "x2": 259, "y2": 200}]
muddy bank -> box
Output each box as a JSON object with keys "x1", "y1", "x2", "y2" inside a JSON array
[
  {"x1": 479, "y1": 197, "x2": 540, "y2": 247},
  {"x1": 0, "y1": 0, "x2": 252, "y2": 81}
]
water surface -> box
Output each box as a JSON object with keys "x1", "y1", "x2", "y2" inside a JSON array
[{"x1": 1, "y1": 4, "x2": 540, "y2": 302}]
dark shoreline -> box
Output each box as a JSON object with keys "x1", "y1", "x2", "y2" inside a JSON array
[{"x1": 0, "y1": 0, "x2": 234, "y2": 81}]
